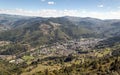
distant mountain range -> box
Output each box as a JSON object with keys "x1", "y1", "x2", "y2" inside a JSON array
[{"x1": 0, "y1": 14, "x2": 120, "y2": 46}]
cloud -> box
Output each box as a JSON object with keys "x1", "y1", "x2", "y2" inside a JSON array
[
  {"x1": 97, "y1": 5, "x2": 104, "y2": 8},
  {"x1": 48, "y1": 1, "x2": 55, "y2": 5},
  {"x1": 41, "y1": 0, "x2": 45, "y2": 2},
  {"x1": 0, "y1": 9, "x2": 120, "y2": 19},
  {"x1": 118, "y1": 6, "x2": 120, "y2": 8}
]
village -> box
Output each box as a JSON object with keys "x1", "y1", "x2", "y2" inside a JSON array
[
  {"x1": 0, "y1": 38, "x2": 104, "y2": 64},
  {"x1": 36, "y1": 38, "x2": 104, "y2": 56}
]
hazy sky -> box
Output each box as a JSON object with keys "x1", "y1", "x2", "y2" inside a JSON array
[{"x1": 0, "y1": 0, "x2": 120, "y2": 19}]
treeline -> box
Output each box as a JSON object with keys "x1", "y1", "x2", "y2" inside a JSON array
[
  {"x1": 0, "y1": 51, "x2": 119, "y2": 75},
  {"x1": 33, "y1": 56, "x2": 120, "y2": 75},
  {"x1": 0, "y1": 43, "x2": 29, "y2": 55}
]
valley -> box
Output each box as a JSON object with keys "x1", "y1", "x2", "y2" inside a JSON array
[{"x1": 0, "y1": 14, "x2": 120, "y2": 75}]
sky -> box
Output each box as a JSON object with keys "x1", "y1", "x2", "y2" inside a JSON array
[{"x1": 0, "y1": 0, "x2": 120, "y2": 19}]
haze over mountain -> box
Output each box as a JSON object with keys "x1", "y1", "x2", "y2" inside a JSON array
[{"x1": 1, "y1": 0, "x2": 120, "y2": 19}]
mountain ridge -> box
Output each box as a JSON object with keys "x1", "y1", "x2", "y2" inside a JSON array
[{"x1": 0, "y1": 14, "x2": 120, "y2": 46}]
